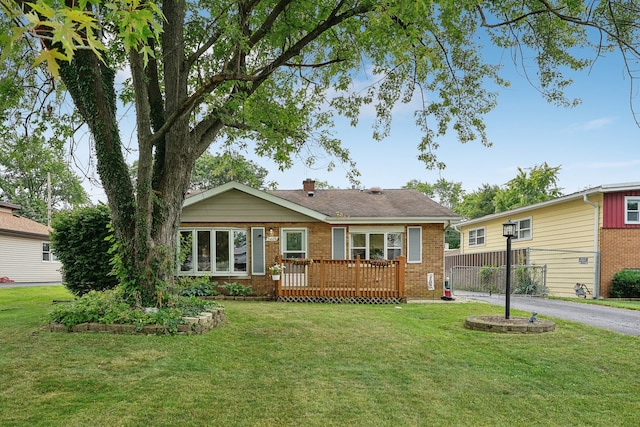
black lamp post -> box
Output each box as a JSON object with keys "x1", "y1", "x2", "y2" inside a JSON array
[{"x1": 502, "y1": 220, "x2": 517, "y2": 319}]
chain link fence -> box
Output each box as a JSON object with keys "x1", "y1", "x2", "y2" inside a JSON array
[{"x1": 450, "y1": 265, "x2": 547, "y2": 296}]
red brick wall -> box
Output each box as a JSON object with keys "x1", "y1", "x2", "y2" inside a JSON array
[
  {"x1": 180, "y1": 221, "x2": 446, "y2": 299},
  {"x1": 404, "y1": 224, "x2": 445, "y2": 299},
  {"x1": 599, "y1": 228, "x2": 640, "y2": 297}
]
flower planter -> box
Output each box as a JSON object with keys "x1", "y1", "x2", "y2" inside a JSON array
[
  {"x1": 271, "y1": 274, "x2": 281, "y2": 281},
  {"x1": 286, "y1": 258, "x2": 314, "y2": 266}
]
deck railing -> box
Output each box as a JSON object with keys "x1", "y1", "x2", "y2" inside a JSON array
[{"x1": 275, "y1": 256, "x2": 405, "y2": 299}]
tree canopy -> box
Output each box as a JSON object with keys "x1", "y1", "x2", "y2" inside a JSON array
[
  {"x1": 454, "y1": 183, "x2": 501, "y2": 220},
  {"x1": 190, "y1": 151, "x2": 273, "y2": 190},
  {"x1": 0, "y1": 133, "x2": 89, "y2": 224},
  {"x1": 2, "y1": 1, "x2": 639, "y2": 305},
  {"x1": 493, "y1": 163, "x2": 563, "y2": 212},
  {"x1": 0, "y1": 15, "x2": 88, "y2": 223}
]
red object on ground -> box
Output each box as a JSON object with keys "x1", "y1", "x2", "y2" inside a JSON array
[{"x1": 0, "y1": 276, "x2": 15, "y2": 283}]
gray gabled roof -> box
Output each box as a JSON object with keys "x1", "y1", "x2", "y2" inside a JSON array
[
  {"x1": 271, "y1": 188, "x2": 460, "y2": 224},
  {"x1": 184, "y1": 182, "x2": 460, "y2": 224}
]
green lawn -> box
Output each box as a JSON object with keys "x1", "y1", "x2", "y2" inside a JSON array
[
  {"x1": 551, "y1": 296, "x2": 640, "y2": 311},
  {"x1": 1, "y1": 286, "x2": 639, "y2": 426}
]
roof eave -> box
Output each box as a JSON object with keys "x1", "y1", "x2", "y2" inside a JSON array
[
  {"x1": 182, "y1": 181, "x2": 328, "y2": 222},
  {"x1": 455, "y1": 187, "x2": 605, "y2": 227},
  {"x1": 326, "y1": 216, "x2": 460, "y2": 225},
  {"x1": 0, "y1": 228, "x2": 50, "y2": 239}
]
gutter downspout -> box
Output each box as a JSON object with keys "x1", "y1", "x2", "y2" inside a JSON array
[{"x1": 583, "y1": 194, "x2": 601, "y2": 298}]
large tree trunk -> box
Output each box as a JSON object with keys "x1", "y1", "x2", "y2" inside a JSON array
[
  {"x1": 59, "y1": 45, "x2": 195, "y2": 306},
  {"x1": 54, "y1": 0, "x2": 382, "y2": 306}
]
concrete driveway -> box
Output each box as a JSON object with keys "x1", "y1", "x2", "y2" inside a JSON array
[{"x1": 455, "y1": 291, "x2": 640, "y2": 337}]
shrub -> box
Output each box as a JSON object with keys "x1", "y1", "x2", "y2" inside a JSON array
[
  {"x1": 179, "y1": 277, "x2": 219, "y2": 297},
  {"x1": 50, "y1": 204, "x2": 118, "y2": 296},
  {"x1": 47, "y1": 287, "x2": 218, "y2": 333},
  {"x1": 514, "y1": 267, "x2": 546, "y2": 296},
  {"x1": 218, "y1": 282, "x2": 253, "y2": 296},
  {"x1": 478, "y1": 266, "x2": 499, "y2": 292},
  {"x1": 610, "y1": 269, "x2": 640, "y2": 298}
]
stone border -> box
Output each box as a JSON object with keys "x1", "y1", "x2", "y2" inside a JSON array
[
  {"x1": 200, "y1": 295, "x2": 273, "y2": 301},
  {"x1": 48, "y1": 307, "x2": 225, "y2": 335},
  {"x1": 464, "y1": 315, "x2": 555, "y2": 334}
]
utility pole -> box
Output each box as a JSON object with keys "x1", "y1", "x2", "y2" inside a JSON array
[{"x1": 47, "y1": 172, "x2": 52, "y2": 227}]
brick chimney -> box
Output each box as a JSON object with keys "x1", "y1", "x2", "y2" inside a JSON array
[{"x1": 303, "y1": 179, "x2": 316, "y2": 196}]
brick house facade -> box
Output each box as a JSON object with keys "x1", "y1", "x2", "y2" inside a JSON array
[{"x1": 179, "y1": 181, "x2": 460, "y2": 300}]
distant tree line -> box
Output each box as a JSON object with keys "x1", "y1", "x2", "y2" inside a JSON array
[{"x1": 405, "y1": 163, "x2": 563, "y2": 248}]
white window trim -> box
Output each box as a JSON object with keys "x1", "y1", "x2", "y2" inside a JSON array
[
  {"x1": 625, "y1": 196, "x2": 640, "y2": 224},
  {"x1": 280, "y1": 227, "x2": 308, "y2": 259},
  {"x1": 42, "y1": 241, "x2": 58, "y2": 263},
  {"x1": 468, "y1": 227, "x2": 485, "y2": 247},
  {"x1": 331, "y1": 227, "x2": 347, "y2": 260},
  {"x1": 513, "y1": 217, "x2": 533, "y2": 241},
  {"x1": 407, "y1": 226, "x2": 422, "y2": 263},
  {"x1": 177, "y1": 227, "x2": 249, "y2": 276},
  {"x1": 348, "y1": 230, "x2": 404, "y2": 260},
  {"x1": 251, "y1": 227, "x2": 266, "y2": 275}
]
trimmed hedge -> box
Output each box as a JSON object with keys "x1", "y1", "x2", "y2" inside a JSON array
[
  {"x1": 50, "y1": 204, "x2": 118, "y2": 296},
  {"x1": 610, "y1": 269, "x2": 640, "y2": 298}
]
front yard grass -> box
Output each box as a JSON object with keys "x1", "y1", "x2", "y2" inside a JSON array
[
  {"x1": 551, "y1": 296, "x2": 640, "y2": 311},
  {"x1": 1, "y1": 286, "x2": 639, "y2": 426}
]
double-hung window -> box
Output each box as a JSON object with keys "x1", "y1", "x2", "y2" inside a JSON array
[
  {"x1": 626, "y1": 197, "x2": 640, "y2": 224},
  {"x1": 349, "y1": 229, "x2": 403, "y2": 260},
  {"x1": 468, "y1": 228, "x2": 485, "y2": 247},
  {"x1": 513, "y1": 218, "x2": 532, "y2": 240},
  {"x1": 282, "y1": 228, "x2": 307, "y2": 259},
  {"x1": 179, "y1": 228, "x2": 247, "y2": 275},
  {"x1": 42, "y1": 242, "x2": 57, "y2": 262}
]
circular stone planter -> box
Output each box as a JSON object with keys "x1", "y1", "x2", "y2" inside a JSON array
[{"x1": 464, "y1": 315, "x2": 555, "y2": 334}]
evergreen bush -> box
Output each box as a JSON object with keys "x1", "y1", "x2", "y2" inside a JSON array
[
  {"x1": 50, "y1": 204, "x2": 118, "y2": 296},
  {"x1": 610, "y1": 269, "x2": 640, "y2": 298}
]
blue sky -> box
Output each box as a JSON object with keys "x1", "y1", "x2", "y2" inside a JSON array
[
  {"x1": 254, "y1": 52, "x2": 640, "y2": 196},
  {"x1": 79, "y1": 42, "x2": 640, "y2": 203}
]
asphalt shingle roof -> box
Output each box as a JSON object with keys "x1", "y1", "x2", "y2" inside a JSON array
[
  {"x1": 0, "y1": 203, "x2": 51, "y2": 238},
  {"x1": 270, "y1": 188, "x2": 459, "y2": 219}
]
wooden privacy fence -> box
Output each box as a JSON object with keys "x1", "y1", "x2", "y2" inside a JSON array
[{"x1": 275, "y1": 256, "x2": 405, "y2": 302}]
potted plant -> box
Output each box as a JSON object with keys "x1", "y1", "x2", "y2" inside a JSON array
[
  {"x1": 268, "y1": 264, "x2": 284, "y2": 280},
  {"x1": 370, "y1": 258, "x2": 391, "y2": 267}
]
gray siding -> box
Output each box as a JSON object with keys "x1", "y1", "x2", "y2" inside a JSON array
[
  {"x1": 0, "y1": 234, "x2": 62, "y2": 282},
  {"x1": 182, "y1": 189, "x2": 319, "y2": 223}
]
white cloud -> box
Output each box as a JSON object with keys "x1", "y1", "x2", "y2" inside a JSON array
[{"x1": 569, "y1": 117, "x2": 616, "y2": 132}]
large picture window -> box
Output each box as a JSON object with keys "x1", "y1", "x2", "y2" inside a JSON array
[
  {"x1": 179, "y1": 228, "x2": 247, "y2": 275},
  {"x1": 349, "y1": 231, "x2": 403, "y2": 260},
  {"x1": 626, "y1": 197, "x2": 640, "y2": 224}
]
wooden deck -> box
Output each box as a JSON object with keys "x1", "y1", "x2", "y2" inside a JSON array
[{"x1": 275, "y1": 256, "x2": 405, "y2": 300}]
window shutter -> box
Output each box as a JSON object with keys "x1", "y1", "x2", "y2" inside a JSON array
[
  {"x1": 251, "y1": 227, "x2": 265, "y2": 275},
  {"x1": 407, "y1": 226, "x2": 422, "y2": 263},
  {"x1": 332, "y1": 227, "x2": 346, "y2": 260}
]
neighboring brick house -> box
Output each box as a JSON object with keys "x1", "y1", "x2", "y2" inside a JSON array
[
  {"x1": 0, "y1": 201, "x2": 62, "y2": 283},
  {"x1": 454, "y1": 182, "x2": 640, "y2": 298},
  {"x1": 179, "y1": 180, "x2": 460, "y2": 300}
]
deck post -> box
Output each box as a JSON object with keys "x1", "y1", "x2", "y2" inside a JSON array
[
  {"x1": 397, "y1": 255, "x2": 405, "y2": 298},
  {"x1": 276, "y1": 254, "x2": 282, "y2": 297},
  {"x1": 355, "y1": 255, "x2": 361, "y2": 297},
  {"x1": 319, "y1": 257, "x2": 325, "y2": 296}
]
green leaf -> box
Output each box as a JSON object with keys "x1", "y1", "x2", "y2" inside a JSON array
[{"x1": 33, "y1": 48, "x2": 70, "y2": 78}]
